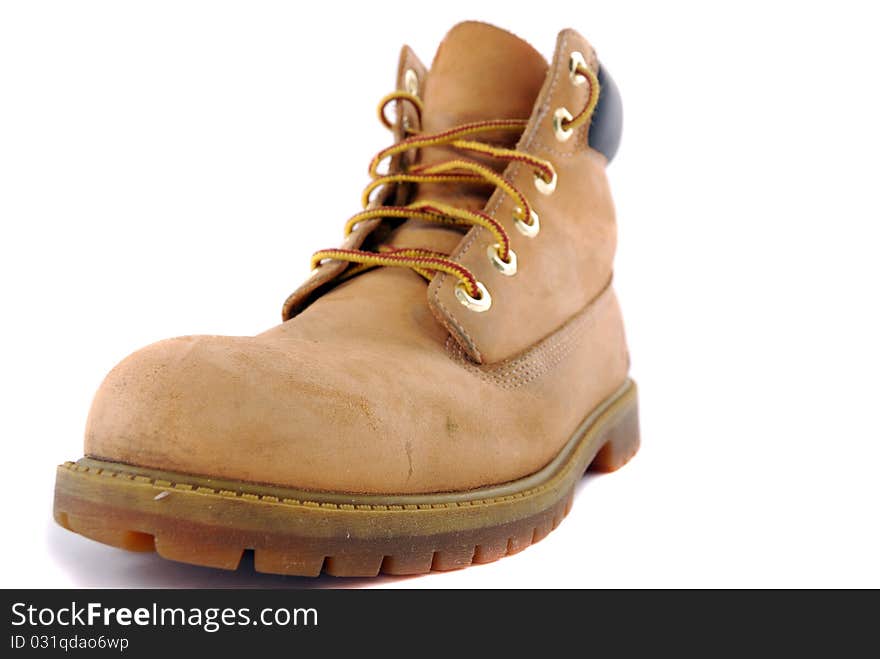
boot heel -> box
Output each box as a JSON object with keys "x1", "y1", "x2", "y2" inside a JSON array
[{"x1": 590, "y1": 391, "x2": 640, "y2": 473}]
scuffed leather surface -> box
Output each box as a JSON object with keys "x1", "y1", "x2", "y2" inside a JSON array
[{"x1": 86, "y1": 271, "x2": 628, "y2": 494}]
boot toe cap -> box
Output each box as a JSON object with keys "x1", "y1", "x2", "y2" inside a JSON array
[
  {"x1": 83, "y1": 332, "x2": 548, "y2": 495},
  {"x1": 85, "y1": 335, "x2": 281, "y2": 483},
  {"x1": 84, "y1": 334, "x2": 441, "y2": 492}
]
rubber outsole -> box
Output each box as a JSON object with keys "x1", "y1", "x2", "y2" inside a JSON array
[{"x1": 53, "y1": 379, "x2": 639, "y2": 577}]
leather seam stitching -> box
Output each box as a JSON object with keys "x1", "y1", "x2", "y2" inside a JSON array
[
  {"x1": 445, "y1": 280, "x2": 612, "y2": 389},
  {"x1": 434, "y1": 33, "x2": 572, "y2": 361}
]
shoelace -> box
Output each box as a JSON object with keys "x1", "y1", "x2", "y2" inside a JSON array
[{"x1": 310, "y1": 58, "x2": 600, "y2": 311}]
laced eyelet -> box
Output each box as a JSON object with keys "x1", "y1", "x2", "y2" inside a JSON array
[
  {"x1": 553, "y1": 107, "x2": 574, "y2": 142},
  {"x1": 455, "y1": 281, "x2": 491, "y2": 312},
  {"x1": 404, "y1": 69, "x2": 419, "y2": 96},
  {"x1": 513, "y1": 207, "x2": 540, "y2": 238},
  {"x1": 568, "y1": 51, "x2": 588, "y2": 86},
  {"x1": 534, "y1": 167, "x2": 557, "y2": 195},
  {"x1": 487, "y1": 244, "x2": 517, "y2": 276}
]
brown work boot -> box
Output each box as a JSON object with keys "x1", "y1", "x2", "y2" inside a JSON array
[{"x1": 54, "y1": 21, "x2": 638, "y2": 577}]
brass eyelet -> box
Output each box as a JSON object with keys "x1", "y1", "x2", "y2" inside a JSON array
[
  {"x1": 534, "y1": 167, "x2": 557, "y2": 195},
  {"x1": 404, "y1": 69, "x2": 419, "y2": 96},
  {"x1": 513, "y1": 207, "x2": 540, "y2": 238},
  {"x1": 569, "y1": 51, "x2": 588, "y2": 86},
  {"x1": 454, "y1": 281, "x2": 491, "y2": 312},
  {"x1": 487, "y1": 244, "x2": 517, "y2": 276},
  {"x1": 553, "y1": 107, "x2": 574, "y2": 142}
]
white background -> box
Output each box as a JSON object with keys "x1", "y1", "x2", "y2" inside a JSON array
[{"x1": 1, "y1": 1, "x2": 878, "y2": 588}]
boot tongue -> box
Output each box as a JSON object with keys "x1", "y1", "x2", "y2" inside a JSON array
[
  {"x1": 420, "y1": 21, "x2": 548, "y2": 141},
  {"x1": 389, "y1": 22, "x2": 548, "y2": 252}
]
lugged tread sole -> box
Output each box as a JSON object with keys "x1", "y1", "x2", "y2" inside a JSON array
[{"x1": 54, "y1": 380, "x2": 639, "y2": 577}]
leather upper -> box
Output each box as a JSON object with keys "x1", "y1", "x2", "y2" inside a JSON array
[{"x1": 84, "y1": 22, "x2": 631, "y2": 495}]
